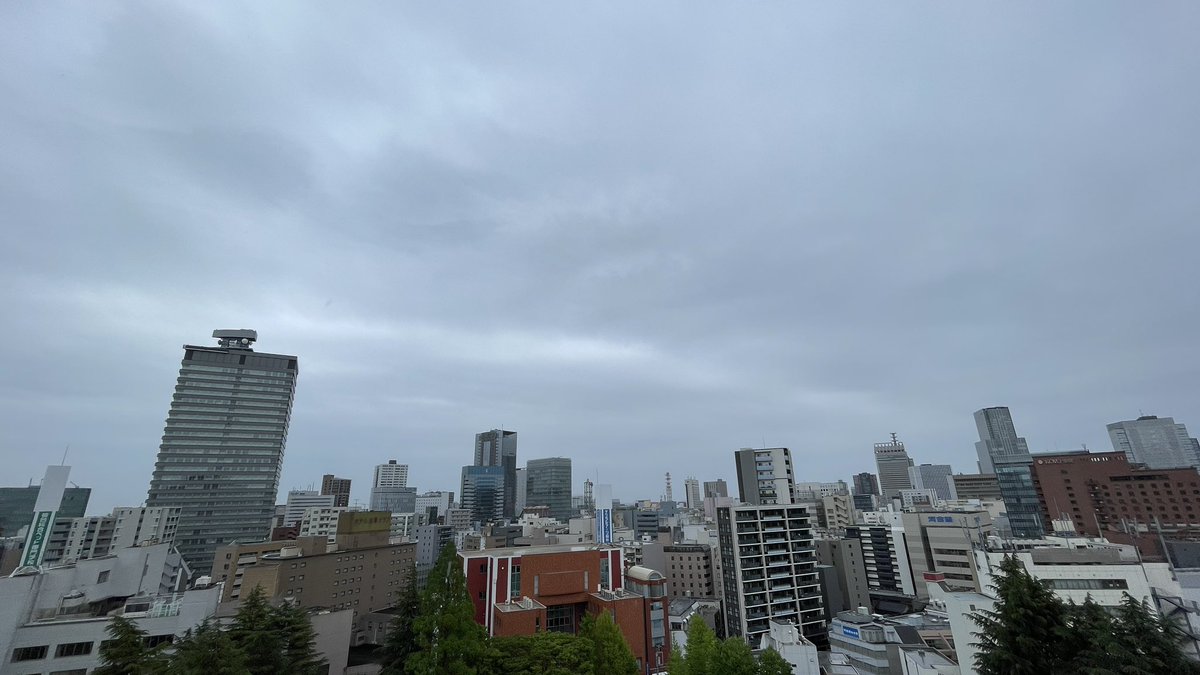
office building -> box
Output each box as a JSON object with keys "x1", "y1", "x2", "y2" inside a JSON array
[
  {"x1": 900, "y1": 510, "x2": 992, "y2": 599},
  {"x1": 845, "y1": 517, "x2": 918, "y2": 613},
  {"x1": 298, "y1": 506, "x2": 347, "y2": 543},
  {"x1": 525, "y1": 457, "x2": 572, "y2": 521},
  {"x1": 733, "y1": 448, "x2": 795, "y2": 505},
  {"x1": 460, "y1": 544, "x2": 670, "y2": 673},
  {"x1": 321, "y1": 474, "x2": 352, "y2": 508},
  {"x1": 684, "y1": 477, "x2": 701, "y2": 510},
  {"x1": 1108, "y1": 415, "x2": 1200, "y2": 470},
  {"x1": 641, "y1": 542, "x2": 716, "y2": 599},
  {"x1": 793, "y1": 481, "x2": 849, "y2": 499},
  {"x1": 461, "y1": 465, "x2": 506, "y2": 525},
  {"x1": 373, "y1": 460, "x2": 408, "y2": 488},
  {"x1": 852, "y1": 472, "x2": 879, "y2": 497},
  {"x1": 414, "y1": 491, "x2": 454, "y2": 521},
  {"x1": 908, "y1": 464, "x2": 954, "y2": 501},
  {"x1": 874, "y1": 435, "x2": 914, "y2": 502},
  {"x1": 829, "y1": 606, "x2": 958, "y2": 675},
  {"x1": 146, "y1": 329, "x2": 299, "y2": 575},
  {"x1": 974, "y1": 407, "x2": 1044, "y2": 538},
  {"x1": 369, "y1": 486, "x2": 416, "y2": 514},
  {"x1": 949, "y1": 473, "x2": 1002, "y2": 501},
  {"x1": 284, "y1": 490, "x2": 336, "y2": 526},
  {"x1": 716, "y1": 503, "x2": 825, "y2": 647},
  {"x1": 816, "y1": 538, "x2": 870, "y2": 618},
  {"x1": 0, "y1": 486, "x2": 90, "y2": 539},
  {"x1": 852, "y1": 493, "x2": 876, "y2": 512},
  {"x1": 515, "y1": 467, "x2": 528, "y2": 515},
  {"x1": 42, "y1": 506, "x2": 180, "y2": 565},
  {"x1": 475, "y1": 429, "x2": 518, "y2": 518},
  {"x1": 702, "y1": 480, "x2": 728, "y2": 499}
]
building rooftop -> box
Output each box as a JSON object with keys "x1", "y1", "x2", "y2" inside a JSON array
[{"x1": 458, "y1": 543, "x2": 618, "y2": 558}]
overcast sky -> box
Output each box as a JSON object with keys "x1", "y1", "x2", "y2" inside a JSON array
[{"x1": 3, "y1": 3, "x2": 1199, "y2": 514}]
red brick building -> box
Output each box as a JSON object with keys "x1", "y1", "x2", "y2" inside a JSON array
[
  {"x1": 1031, "y1": 451, "x2": 1200, "y2": 556},
  {"x1": 460, "y1": 544, "x2": 670, "y2": 674}
]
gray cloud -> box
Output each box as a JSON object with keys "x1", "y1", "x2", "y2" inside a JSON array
[{"x1": 2, "y1": 2, "x2": 1199, "y2": 510}]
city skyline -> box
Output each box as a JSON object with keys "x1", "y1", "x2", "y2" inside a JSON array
[{"x1": 4, "y1": 4, "x2": 1199, "y2": 515}]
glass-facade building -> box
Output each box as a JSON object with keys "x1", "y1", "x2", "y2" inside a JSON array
[
  {"x1": 460, "y1": 465, "x2": 505, "y2": 525},
  {"x1": 474, "y1": 429, "x2": 517, "y2": 518},
  {"x1": 146, "y1": 330, "x2": 298, "y2": 575},
  {"x1": 974, "y1": 407, "x2": 1043, "y2": 538},
  {"x1": 525, "y1": 457, "x2": 572, "y2": 521},
  {"x1": 0, "y1": 487, "x2": 90, "y2": 539}
]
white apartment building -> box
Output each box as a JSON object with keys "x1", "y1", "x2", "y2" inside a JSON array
[
  {"x1": 373, "y1": 460, "x2": 409, "y2": 488},
  {"x1": 284, "y1": 490, "x2": 336, "y2": 526},
  {"x1": 414, "y1": 491, "x2": 454, "y2": 520},
  {"x1": 43, "y1": 506, "x2": 181, "y2": 565},
  {"x1": 716, "y1": 503, "x2": 824, "y2": 647},
  {"x1": 298, "y1": 506, "x2": 347, "y2": 545}
]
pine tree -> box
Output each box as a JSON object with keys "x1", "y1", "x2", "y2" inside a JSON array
[
  {"x1": 757, "y1": 646, "x2": 793, "y2": 675},
  {"x1": 1112, "y1": 594, "x2": 1200, "y2": 674},
  {"x1": 406, "y1": 542, "x2": 490, "y2": 675},
  {"x1": 169, "y1": 620, "x2": 249, "y2": 675},
  {"x1": 712, "y1": 637, "x2": 756, "y2": 675},
  {"x1": 1061, "y1": 597, "x2": 1128, "y2": 674},
  {"x1": 274, "y1": 600, "x2": 328, "y2": 674},
  {"x1": 581, "y1": 611, "x2": 638, "y2": 675},
  {"x1": 678, "y1": 614, "x2": 719, "y2": 675},
  {"x1": 971, "y1": 555, "x2": 1071, "y2": 674},
  {"x1": 228, "y1": 584, "x2": 286, "y2": 674},
  {"x1": 95, "y1": 615, "x2": 164, "y2": 675},
  {"x1": 379, "y1": 559, "x2": 421, "y2": 674}
]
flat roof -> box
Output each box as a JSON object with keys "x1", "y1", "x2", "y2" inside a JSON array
[{"x1": 459, "y1": 543, "x2": 618, "y2": 559}]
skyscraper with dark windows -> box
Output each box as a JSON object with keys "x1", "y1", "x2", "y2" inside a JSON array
[
  {"x1": 146, "y1": 330, "x2": 298, "y2": 575},
  {"x1": 974, "y1": 406, "x2": 1044, "y2": 538},
  {"x1": 474, "y1": 429, "x2": 517, "y2": 518},
  {"x1": 525, "y1": 457, "x2": 572, "y2": 521}
]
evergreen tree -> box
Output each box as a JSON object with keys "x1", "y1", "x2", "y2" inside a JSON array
[
  {"x1": 1061, "y1": 597, "x2": 1128, "y2": 674},
  {"x1": 274, "y1": 600, "x2": 328, "y2": 674},
  {"x1": 678, "y1": 614, "x2": 719, "y2": 675},
  {"x1": 580, "y1": 611, "x2": 638, "y2": 675},
  {"x1": 228, "y1": 584, "x2": 286, "y2": 674},
  {"x1": 757, "y1": 646, "x2": 793, "y2": 675},
  {"x1": 379, "y1": 559, "x2": 421, "y2": 674},
  {"x1": 406, "y1": 542, "x2": 490, "y2": 675},
  {"x1": 971, "y1": 555, "x2": 1071, "y2": 674},
  {"x1": 712, "y1": 637, "x2": 756, "y2": 675},
  {"x1": 95, "y1": 615, "x2": 164, "y2": 675},
  {"x1": 1112, "y1": 594, "x2": 1200, "y2": 675},
  {"x1": 491, "y1": 631, "x2": 594, "y2": 675},
  {"x1": 169, "y1": 620, "x2": 249, "y2": 675}
]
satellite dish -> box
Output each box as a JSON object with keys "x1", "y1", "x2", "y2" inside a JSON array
[{"x1": 241, "y1": 338, "x2": 250, "y2": 345}]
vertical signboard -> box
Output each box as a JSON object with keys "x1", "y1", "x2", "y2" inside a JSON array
[
  {"x1": 20, "y1": 465, "x2": 71, "y2": 569},
  {"x1": 595, "y1": 483, "x2": 613, "y2": 545}
]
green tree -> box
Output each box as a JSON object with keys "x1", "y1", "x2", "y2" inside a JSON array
[
  {"x1": 971, "y1": 555, "x2": 1071, "y2": 675},
  {"x1": 274, "y1": 600, "x2": 327, "y2": 674},
  {"x1": 677, "y1": 614, "x2": 719, "y2": 675},
  {"x1": 491, "y1": 631, "x2": 594, "y2": 675},
  {"x1": 757, "y1": 646, "x2": 793, "y2": 675},
  {"x1": 169, "y1": 620, "x2": 249, "y2": 675},
  {"x1": 94, "y1": 615, "x2": 166, "y2": 675},
  {"x1": 712, "y1": 637, "x2": 756, "y2": 675},
  {"x1": 379, "y1": 560, "x2": 421, "y2": 674},
  {"x1": 1111, "y1": 594, "x2": 1200, "y2": 675},
  {"x1": 581, "y1": 611, "x2": 638, "y2": 675},
  {"x1": 1060, "y1": 597, "x2": 1129, "y2": 674},
  {"x1": 406, "y1": 543, "x2": 490, "y2": 675},
  {"x1": 228, "y1": 585, "x2": 286, "y2": 674},
  {"x1": 666, "y1": 645, "x2": 687, "y2": 675}
]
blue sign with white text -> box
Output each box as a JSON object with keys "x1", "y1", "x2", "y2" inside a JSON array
[{"x1": 842, "y1": 625, "x2": 860, "y2": 639}]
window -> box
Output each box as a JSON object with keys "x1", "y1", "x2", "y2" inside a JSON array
[
  {"x1": 97, "y1": 570, "x2": 110, "y2": 584},
  {"x1": 12, "y1": 645, "x2": 48, "y2": 661},
  {"x1": 144, "y1": 635, "x2": 174, "y2": 649},
  {"x1": 55, "y1": 642, "x2": 94, "y2": 657}
]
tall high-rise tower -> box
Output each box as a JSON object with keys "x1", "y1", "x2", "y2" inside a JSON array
[
  {"x1": 147, "y1": 330, "x2": 298, "y2": 575},
  {"x1": 974, "y1": 406, "x2": 1044, "y2": 538},
  {"x1": 525, "y1": 457, "x2": 572, "y2": 521},
  {"x1": 874, "y1": 435, "x2": 914, "y2": 502},
  {"x1": 734, "y1": 448, "x2": 794, "y2": 505},
  {"x1": 474, "y1": 429, "x2": 517, "y2": 518},
  {"x1": 1107, "y1": 415, "x2": 1199, "y2": 469}
]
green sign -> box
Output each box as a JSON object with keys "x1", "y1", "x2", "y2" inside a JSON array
[{"x1": 21, "y1": 511, "x2": 54, "y2": 568}]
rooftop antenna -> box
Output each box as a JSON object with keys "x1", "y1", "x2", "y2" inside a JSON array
[
  {"x1": 891, "y1": 432, "x2": 898, "y2": 444},
  {"x1": 61, "y1": 445, "x2": 70, "y2": 465}
]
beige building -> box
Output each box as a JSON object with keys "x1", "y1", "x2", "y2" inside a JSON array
[
  {"x1": 642, "y1": 543, "x2": 715, "y2": 598},
  {"x1": 901, "y1": 510, "x2": 992, "y2": 599}
]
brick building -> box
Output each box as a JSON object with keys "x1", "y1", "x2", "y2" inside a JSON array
[
  {"x1": 460, "y1": 544, "x2": 670, "y2": 674},
  {"x1": 1031, "y1": 450, "x2": 1200, "y2": 556}
]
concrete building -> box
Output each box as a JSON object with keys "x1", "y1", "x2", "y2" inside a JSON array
[
  {"x1": 874, "y1": 436, "x2": 914, "y2": 502},
  {"x1": 298, "y1": 506, "x2": 348, "y2": 544},
  {"x1": 853, "y1": 472, "x2": 880, "y2": 498},
  {"x1": 759, "y1": 619, "x2": 821, "y2": 675},
  {"x1": 515, "y1": 467, "x2": 528, "y2": 515},
  {"x1": 146, "y1": 329, "x2": 299, "y2": 575},
  {"x1": 642, "y1": 543, "x2": 715, "y2": 598},
  {"x1": 734, "y1": 448, "x2": 795, "y2": 505},
  {"x1": 0, "y1": 543, "x2": 218, "y2": 675},
  {"x1": 460, "y1": 544, "x2": 670, "y2": 673},
  {"x1": 446, "y1": 507, "x2": 473, "y2": 532},
  {"x1": 973, "y1": 406, "x2": 1043, "y2": 539},
  {"x1": 716, "y1": 503, "x2": 825, "y2": 647},
  {"x1": 1108, "y1": 415, "x2": 1200, "y2": 470},
  {"x1": 949, "y1": 473, "x2": 1002, "y2": 501},
  {"x1": 845, "y1": 517, "x2": 918, "y2": 614},
  {"x1": 908, "y1": 465, "x2": 954, "y2": 501},
  {"x1": 321, "y1": 474, "x2": 352, "y2": 508},
  {"x1": 369, "y1": 486, "x2": 417, "y2": 514},
  {"x1": 461, "y1": 465, "x2": 506, "y2": 525},
  {"x1": 415, "y1": 524, "x2": 454, "y2": 572},
  {"x1": 414, "y1": 490, "x2": 454, "y2": 521},
  {"x1": 794, "y1": 481, "x2": 850, "y2": 499},
  {"x1": 829, "y1": 606, "x2": 958, "y2": 675},
  {"x1": 284, "y1": 490, "x2": 336, "y2": 526},
  {"x1": 684, "y1": 478, "x2": 702, "y2": 510},
  {"x1": 526, "y1": 457, "x2": 572, "y2": 522},
  {"x1": 43, "y1": 506, "x2": 180, "y2": 565},
  {"x1": 817, "y1": 538, "x2": 871, "y2": 618},
  {"x1": 475, "y1": 429, "x2": 518, "y2": 519},
  {"x1": 901, "y1": 511, "x2": 992, "y2": 599},
  {"x1": 0, "y1": 486, "x2": 90, "y2": 539},
  {"x1": 702, "y1": 480, "x2": 728, "y2": 499},
  {"x1": 373, "y1": 460, "x2": 409, "y2": 488}
]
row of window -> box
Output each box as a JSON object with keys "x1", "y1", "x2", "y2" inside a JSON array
[{"x1": 13, "y1": 640, "x2": 100, "y2": 661}]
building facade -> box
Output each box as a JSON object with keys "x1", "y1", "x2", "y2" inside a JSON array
[
  {"x1": 900, "y1": 510, "x2": 992, "y2": 599},
  {"x1": 949, "y1": 473, "x2": 1002, "y2": 501},
  {"x1": 816, "y1": 538, "x2": 871, "y2": 618},
  {"x1": 702, "y1": 480, "x2": 729, "y2": 499},
  {"x1": 475, "y1": 430, "x2": 518, "y2": 518},
  {"x1": 461, "y1": 465, "x2": 506, "y2": 525},
  {"x1": 321, "y1": 474, "x2": 352, "y2": 508},
  {"x1": 525, "y1": 457, "x2": 573, "y2": 522},
  {"x1": 684, "y1": 478, "x2": 701, "y2": 510},
  {"x1": 642, "y1": 543, "x2": 715, "y2": 599},
  {"x1": 0, "y1": 487, "x2": 91, "y2": 540},
  {"x1": 733, "y1": 448, "x2": 795, "y2": 505},
  {"x1": 908, "y1": 464, "x2": 954, "y2": 501},
  {"x1": 146, "y1": 329, "x2": 299, "y2": 575},
  {"x1": 369, "y1": 486, "x2": 416, "y2": 514},
  {"x1": 973, "y1": 407, "x2": 1044, "y2": 538},
  {"x1": 852, "y1": 472, "x2": 880, "y2": 497},
  {"x1": 874, "y1": 436, "x2": 914, "y2": 502},
  {"x1": 716, "y1": 503, "x2": 825, "y2": 647},
  {"x1": 284, "y1": 490, "x2": 336, "y2": 526},
  {"x1": 1108, "y1": 415, "x2": 1200, "y2": 470},
  {"x1": 373, "y1": 460, "x2": 408, "y2": 488},
  {"x1": 43, "y1": 506, "x2": 180, "y2": 566}
]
